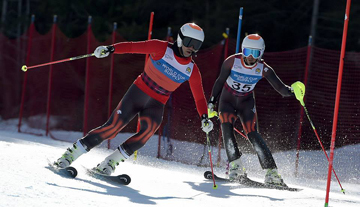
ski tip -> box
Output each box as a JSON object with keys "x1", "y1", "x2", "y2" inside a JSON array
[
  {"x1": 204, "y1": 171, "x2": 212, "y2": 179},
  {"x1": 66, "y1": 167, "x2": 78, "y2": 178},
  {"x1": 46, "y1": 160, "x2": 78, "y2": 178},
  {"x1": 292, "y1": 187, "x2": 303, "y2": 192},
  {"x1": 119, "y1": 174, "x2": 131, "y2": 185}
]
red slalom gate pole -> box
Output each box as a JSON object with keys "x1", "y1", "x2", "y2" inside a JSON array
[
  {"x1": 18, "y1": 14, "x2": 35, "y2": 132},
  {"x1": 83, "y1": 16, "x2": 92, "y2": 136},
  {"x1": 216, "y1": 28, "x2": 231, "y2": 165},
  {"x1": 45, "y1": 15, "x2": 57, "y2": 136},
  {"x1": 134, "y1": 12, "x2": 155, "y2": 160},
  {"x1": 107, "y1": 22, "x2": 117, "y2": 149},
  {"x1": 295, "y1": 35, "x2": 312, "y2": 176},
  {"x1": 108, "y1": 22, "x2": 117, "y2": 119},
  {"x1": 325, "y1": 0, "x2": 351, "y2": 206},
  {"x1": 145, "y1": 12, "x2": 154, "y2": 64}
]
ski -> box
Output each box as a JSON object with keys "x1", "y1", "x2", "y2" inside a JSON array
[
  {"x1": 85, "y1": 167, "x2": 131, "y2": 185},
  {"x1": 47, "y1": 161, "x2": 78, "y2": 178},
  {"x1": 204, "y1": 171, "x2": 302, "y2": 191}
]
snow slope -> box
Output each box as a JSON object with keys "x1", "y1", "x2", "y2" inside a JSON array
[{"x1": 0, "y1": 120, "x2": 359, "y2": 207}]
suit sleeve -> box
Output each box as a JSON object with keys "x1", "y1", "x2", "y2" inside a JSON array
[
  {"x1": 188, "y1": 64, "x2": 208, "y2": 117},
  {"x1": 113, "y1": 39, "x2": 168, "y2": 60},
  {"x1": 263, "y1": 62, "x2": 293, "y2": 97},
  {"x1": 209, "y1": 55, "x2": 234, "y2": 104}
]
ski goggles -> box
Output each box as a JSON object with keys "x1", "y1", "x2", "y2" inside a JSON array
[
  {"x1": 243, "y1": 48, "x2": 261, "y2": 58},
  {"x1": 182, "y1": 37, "x2": 203, "y2": 51}
]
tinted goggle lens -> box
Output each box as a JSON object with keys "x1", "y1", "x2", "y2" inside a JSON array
[
  {"x1": 182, "y1": 37, "x2": 203, "y2": 51},
  {"x1": 243, "y1": 48, "x2": 261, "y2": 58}
]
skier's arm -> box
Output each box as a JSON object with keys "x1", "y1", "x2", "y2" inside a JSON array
[
  {"x1": 113, "y1": 39, "x2": 168, "y2": 57},
  {"x1": 188, "y1": 65, "x2": 214, "y2": 133},
  {"x1": 94, "y1": 39, "x2": 168, "y2": 59},
  {"x1": 188, "y1": 64, "x2": 208, "y2": 117},
  {"x1": 208, "y1": 55, "x2": 234, "y2": 104},
  {"x1": 263, "y1": 62, "x2": 293, "y2": 97}
]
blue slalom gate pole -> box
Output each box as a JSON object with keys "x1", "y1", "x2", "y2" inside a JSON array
[{"x1": 235, "y1": 7, "x2": 243, "y2": 53}]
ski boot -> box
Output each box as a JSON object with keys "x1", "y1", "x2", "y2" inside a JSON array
[
  {"x1": 264, "y1": 168, "x2": 287, "y2": 187},
  {"x1": 229, "y1": 158, "x2": 247, "y2": 181},
  {"x1": 55, "y1": 140, "x2": 87, "y2": 168},
  {"x1": 95, "y1": 147, "x2": 128, "y2": 175}
]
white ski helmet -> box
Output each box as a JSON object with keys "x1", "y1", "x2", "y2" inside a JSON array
[
  {"x1": 177, "y1": 23, "x2": 204, "y2": 51},
  {"x1": 241, "y1": 34, "x2": 265, "y2": 59}
]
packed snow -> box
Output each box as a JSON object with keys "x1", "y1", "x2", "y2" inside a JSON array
[{"x1": 0, "y1": 118, "x2": 359, "y2": 207}]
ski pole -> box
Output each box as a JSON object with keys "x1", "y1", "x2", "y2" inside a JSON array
[
  {"x1": 234, "y1": 127, "x2": 247, "y2": 139},
  {"x1": 21, "y1": 53, "x2": 95, "y2": 72},
  {"x1": 292, "y1": 81, "x2": 345, "y2": 194},
  {"x1": 302, "y1": 104, "x2": 345, "y2": 194},
  {"x1": 208, "y1": 110, "x2": 247, "y2": 139},
  {"x1": 208, "y1": 109, "x2": 248, "y2": 178},
  {"x1": 206, "y1": 132, "x2": 218, "y2": 189}
]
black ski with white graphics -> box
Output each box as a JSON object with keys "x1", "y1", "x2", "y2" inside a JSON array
[
  {"x1": 85, "y1": 167, "x2": 131, "y2": 185},
  {"x1": 47, "y1": 161, "x2": 78, "y2": 178},
  {"x1": 204, "y1": 171, "x2": 302, "y2": 191}
]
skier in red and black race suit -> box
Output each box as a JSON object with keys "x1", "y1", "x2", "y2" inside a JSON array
[
  {"x1": 54, "y1": 23, "x2": 214, "y2": 175},
  {"x1": 208, "y1": 34, "x2": 296, "y2": 186}
]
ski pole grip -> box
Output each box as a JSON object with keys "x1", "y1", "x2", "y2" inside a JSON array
[{"x1": 291, "y1": 81, "x2": 306, "y2": 106}]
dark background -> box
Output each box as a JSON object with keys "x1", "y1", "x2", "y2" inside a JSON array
[{"x1": 1, "y1": 0, "x2": 359, "y2": 52}]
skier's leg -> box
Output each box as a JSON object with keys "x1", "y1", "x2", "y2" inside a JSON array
[
  {"x1": 81, "y1": 84, "x2": 149, "y2": 149},
  {"x1": 247, "y1": 131, "x2": 285, "y2": 185},
  {"x1": 237, "y1": 94, "x2": 277, "y2": 169},
  {"x1": 246, "y1": 132, "x2": 277, "y2": 169},
  {"x1": 218, "y1": 90, "x2": 245, "y2": 180},
  {"x1": 220, "y1": 122, "x2": 241, "y2": 162},
  {"x1": 237, "y1": 94, "x2": 285, "y2": 185},
  {"x1": 55, "y1": 85, "x2": 146, "y2": 168},
  {"x1": 221, "y1": 122, "x2": 247, "y2": 180},
  {"x1": 96, "y1": 97, "x2": 164, "y2": 175}
]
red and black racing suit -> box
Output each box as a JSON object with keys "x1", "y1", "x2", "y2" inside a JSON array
[
  {"x1": 80, "y1": 40, "x2": 208, "y2": 157},
  {"x1": 209, "y1": 54, "x2": 293, "y2": 169}
]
